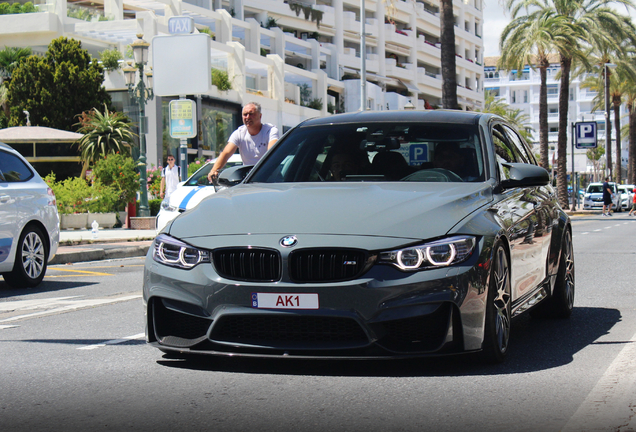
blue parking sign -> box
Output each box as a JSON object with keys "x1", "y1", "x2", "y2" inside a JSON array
[
  {"x1": 409, "y1": 144, "x2": 429, "y2": 165},
  {"x1": 575, "y1": 121, "x2": 597, "y2": 149}
]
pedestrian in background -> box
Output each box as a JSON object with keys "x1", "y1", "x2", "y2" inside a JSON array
[
  {"x1": 207, "y1": 102, "x2": 279, "y2": 182},
  {"x1": 629, "y1": 187, "x2": 636, "y2": 216},
  {"x1": 160, "y1": 154, "x2": 181, "y2": 200},
  {"x1": 602, "y1": 176, "x2": 614, "y2": 216}
]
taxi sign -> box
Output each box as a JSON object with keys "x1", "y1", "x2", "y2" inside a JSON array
[{"x1": 168, "y1": 16, "x2": 194, "y2": 34}]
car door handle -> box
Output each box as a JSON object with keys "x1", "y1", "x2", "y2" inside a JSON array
[{"x1": 0, "y1": 195, "x2": 9, "y2": 203}]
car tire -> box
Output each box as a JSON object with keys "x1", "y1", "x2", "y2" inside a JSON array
[
  {"x1": 531, "y1": 229, "x2": 574, "y2": 319},
  {"x1": 480, "y1": 242, "x2": 511, "y2": 364},
  {"x1": 3, "y1": 225, "x2": 49, "y2": 288}
]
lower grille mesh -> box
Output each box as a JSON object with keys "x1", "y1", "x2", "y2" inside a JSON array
[{"x1": 211, "y1": 315, "x2": 368, "y2": 345}]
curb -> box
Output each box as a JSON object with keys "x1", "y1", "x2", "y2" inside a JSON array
[{"x1": 50, "y1": 245, "x2": 151, "y2": 265}]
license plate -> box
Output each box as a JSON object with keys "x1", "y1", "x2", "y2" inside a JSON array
[{"x1": 251, "y1": 293, "x2": 319, "y2": 309}]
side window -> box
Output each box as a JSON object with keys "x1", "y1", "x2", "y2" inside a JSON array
[
  {"x1": 503, "y1": 125, "x2": 534, "y2": 164},
  {"x1": 492, "y1": 125, "x2": 515, "y2": 180},
  {"x1": 0, "y1": 149, "x2": 34, "y2": 182}
]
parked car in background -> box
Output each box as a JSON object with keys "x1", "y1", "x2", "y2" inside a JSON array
[
  {"x1": 583, "y1": 182, "x2": 620, "y2": 211},
  {"x1": 144, "y1": 110, "x2": 575, "y2": 364},
  {"x1": 617, "y1": 184, "x2": 635, "y2": 211},
  {"x1": 156, "y1": 154, "x2": 243, "y2": 232},
  {"x1": 0, "y1": 142, "x2": 59, "y2": 288}
]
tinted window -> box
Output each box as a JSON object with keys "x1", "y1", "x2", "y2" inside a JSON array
[
  {"x1": 503, "y1": 125, "x2": 534, "y2": 164},
  {"x1": 0, "y1": 149, "x2": 34, "y2": 182},
  {"x1": 249, "y1": 122, "x2": 485, "y2": 183}
]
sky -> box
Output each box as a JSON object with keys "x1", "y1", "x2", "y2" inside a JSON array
[
  {"x1": 482, "y1": 0, "x2": 509, "y2": 58},
  {"x1": 481, "y1": 1, "x2": 636, "y2": 58}
]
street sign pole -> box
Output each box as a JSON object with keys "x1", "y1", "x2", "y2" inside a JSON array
[
  {"x1": 571, "y1": 122, "x2": 575, "y2": 210},
  {"x1": 169, "y1": 97, "x2": 197, "y2": 180}
]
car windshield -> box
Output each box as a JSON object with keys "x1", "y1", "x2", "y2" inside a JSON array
[
  {"x1": 587, "y1": 185, "x2": 603, "y2": 193},
  {"x1": 184, "y1": 160, "x2": 243, "y2": 186},
  {"x1": 249, "y1": 122, "x2": 485, "y2": 183}
]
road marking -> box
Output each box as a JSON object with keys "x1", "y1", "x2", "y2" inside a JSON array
[
  {"x1": 78, "y1": 333, "x2": 145, "y2": 350},
  {"x1": 562, "y1": 332, "x2": 636, "y2": 432},
  {"x1": 0, "y1": 294, "x2": 142, "y2": 323},
  {"x1": 47, "y1": 268, "x2": 113, "y2": 276},
  {"x1": 0, "y1": 324, "x2": 19, "y2": 330},
  {"x1": 594, "y1": 229, "x2": 602, "y2": 232}
]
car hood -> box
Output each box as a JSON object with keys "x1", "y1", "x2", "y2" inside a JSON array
[
  {"x1": 168, "y1": 185, "x2": 217, "y2": 210},
  {"x1": 169, "y1": 182, "x2": 493, "y2": 241}
]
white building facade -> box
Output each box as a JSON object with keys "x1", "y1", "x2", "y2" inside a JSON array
[
  {"x1": 0, "y1": 0, "x2": 484, "y2": 168},
  {"x1": 484, "y1": 56, "x2": 629, "y2": 180}
]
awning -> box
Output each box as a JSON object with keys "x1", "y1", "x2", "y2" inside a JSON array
[{"x1": 397, "y1": 79, "x2": 420, "y2": 94}]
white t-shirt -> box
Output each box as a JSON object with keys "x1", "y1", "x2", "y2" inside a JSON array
[
  {"x1": 228, "y1": 123, "x2": 279, "y2": 165},
  {"x1": 162, "y1": 165, "x2": 180, "y2": 198}
]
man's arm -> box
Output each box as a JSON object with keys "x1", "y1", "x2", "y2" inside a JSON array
[
  {"x1": 207, "y1": 142, "x2": 238, "y2": 182},
  {"x1": 160, "y1": 176, "x2": 166, "y2": 198},
  {"x1": 267, "y1": 138, "x2": 278, "y2": 149}
]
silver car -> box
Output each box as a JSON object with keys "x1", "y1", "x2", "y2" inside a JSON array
[
  {"x1": 143, "y1": 111, "x2": 574, "y2": 364},
  {"x1": 583, "y1": 182, "x2": 620, "y2": 211},
  {"x1": 0, "y1": 142, "x2": 59, "y2": 288}
]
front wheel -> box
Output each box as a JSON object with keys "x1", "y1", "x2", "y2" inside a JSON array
[
  {"x1": 480, "y1": 242, "x2": 511, "y2": 363},
  {"x1": 2, "y1": 226, "x2": 49, "y2": 288}
]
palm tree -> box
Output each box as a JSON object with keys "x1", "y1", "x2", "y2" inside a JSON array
[
  {"x1": 619, "y1": 76, "x2": 636, "y2": 184},
  {"x1": 578, "y1": 43, "x2": 636, "y2": 184},
  {"x1": 439, "y1": 0, "x2": 458, "y2": 109},
  {"x1": 505, "y1": 0, "x2": 635, "y2": 208},
  {"x1": 499, "y1": 10, "x2": 577, "y2": 170},
  {"x1": 74, "y1": 104, "x2": 137, "y2": 178}
]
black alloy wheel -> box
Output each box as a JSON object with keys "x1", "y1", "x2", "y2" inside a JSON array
[{"x1": 480, "y1": 242, "x2": 511, "y2": 363}]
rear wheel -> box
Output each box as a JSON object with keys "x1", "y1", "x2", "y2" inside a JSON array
[
  {"x1": 3, "y1": 226, "x2": 48, "y2": 288},
  {"x1": 480, "y1": 242, "x2": 511, "y2": 363},
  {"x1": 532, "y1": 230, "x2": 574, "y2": 318}
]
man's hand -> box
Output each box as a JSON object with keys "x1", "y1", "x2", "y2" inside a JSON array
[{"x1": 207, "y1": 169, "x2": 219, "y2": 183}]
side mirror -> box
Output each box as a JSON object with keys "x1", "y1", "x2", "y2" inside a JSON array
[
  {"x1": 217, "y1": 165, "x2": 252, "y2": 187},
  {"x1": 500, "y1": 163, "x2": 550, "y2": 189}
]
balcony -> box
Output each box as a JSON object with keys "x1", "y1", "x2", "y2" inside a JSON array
[{"x1": 384, "y1": 23, "x2": 412, "y2": 47}]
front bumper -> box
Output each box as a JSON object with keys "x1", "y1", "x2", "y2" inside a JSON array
[{"x1": 142, "y1": 238, "x2": 491, "y2": 359}]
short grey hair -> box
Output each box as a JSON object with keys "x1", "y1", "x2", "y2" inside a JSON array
[{"x1": 245, "y1": 102, "x2": 262, "y2": 113}]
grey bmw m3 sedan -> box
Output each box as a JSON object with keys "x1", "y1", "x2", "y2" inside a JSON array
[{"x1": 143, "y1": 110, "x2": 574, "y2": 363}]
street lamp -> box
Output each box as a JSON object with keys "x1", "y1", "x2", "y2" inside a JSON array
[
  {"x1": 124, "y1": 34, "x2": 154, "y2": 217},
  {"x1": 604, "y1": 62, "x2": 616, "y2": 180},
  {"x1": 404, "y1": 100, "x2": 415, "y2": 110}
]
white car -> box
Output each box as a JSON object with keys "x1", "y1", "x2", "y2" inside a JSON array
[
  {"x1": 583, "y1": 182, "x2": 620, "y2": 211},
  {"x1": 0, "y1": 142, "x2": 59, "y2": 288},
  {"x1": 156, "y1": 154, "x2": 243, "y2": 232},
  {"x1": 617, "y1": 184, "x2": 635, "y2": 211}
]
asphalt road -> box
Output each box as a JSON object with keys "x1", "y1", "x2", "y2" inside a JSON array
[{"x1": 1, "y1": 214, "x2": 636, "y2": 432}]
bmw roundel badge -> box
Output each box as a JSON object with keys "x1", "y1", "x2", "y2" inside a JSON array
[{"x1": 280, "y1": 235, "x2": 298, "y2": 248}]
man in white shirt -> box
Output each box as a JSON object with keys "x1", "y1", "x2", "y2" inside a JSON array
[
  {"x1": 207, "y1": 102, "x2": 279, "y2": 182},
  {"x1": 160, "y1": 154, "x2": 181, "y2": 199}
]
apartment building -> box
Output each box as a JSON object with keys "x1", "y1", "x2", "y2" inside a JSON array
[
  {"x1": 484, "y1": 56, "x2": 629, "y2": 178},
  {"x1": 0, "y1": 0, "x2": 484, "y2": 168}
]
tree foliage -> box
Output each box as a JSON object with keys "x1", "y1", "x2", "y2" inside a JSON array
[
  {"x1": 74, "y1": 104, "x2": 136, "y2": 177},
  {"x1": 92, "y1": 153, "x2": 140, "y2": 207},
  {"x1": 7, "y1": 37, "x2": 111, "y2": 130},
  {"x1": 479, "y1": 90, "x2": 535, "y2": 143}
]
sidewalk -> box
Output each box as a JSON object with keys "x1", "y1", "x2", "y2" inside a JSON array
[{"x1": 51, "y1": 228, "x2": 157, "y2": 265}]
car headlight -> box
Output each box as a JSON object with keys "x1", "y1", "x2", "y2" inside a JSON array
[
  {"x1": 160, "y1": 198, "x2": 177, "y2": 212},
  {"x1": 584, "y1": 194, "x2": 591, "y2": 199},
  {"x1": 152, "y1": 234, "x2": 210, "y2": 269},
  {"x1": 378, "y1": 236, "x2": 476, "y2": 271}
]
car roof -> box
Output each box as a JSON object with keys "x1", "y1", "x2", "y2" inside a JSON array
[{"x1": 297, "y1": 110, "x2": 493, "y2": 127}]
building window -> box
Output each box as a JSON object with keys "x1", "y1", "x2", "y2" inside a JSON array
[{"x1": 524, "y1": 90, "x2": 528, "y2": 103}]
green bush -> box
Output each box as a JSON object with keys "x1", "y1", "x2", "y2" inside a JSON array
[
  {"x1": 188, "y1": 157, "x2": 208, "y2": 177},
  {"x1": 45, "y1": 173, "x2": 119, "y2": 214},
  {"x1": 10, "y1": 2, "x2": 21, "y2": 14},
  {"x1": 146, "y1": 164, "x2": 162, "y2": 199},
  {"x1": 136, "y1": 199, "x2": 162, "y2": 217},
  {"x1": 99, "y1": 48, "x2": 122, "y2": 72},
  {"x1": 22, "y1": 1, "x2": 35, "y2": 12},
  {"x1": 149, "y1": 199, "x2": 161, "y2": 216},
  {"x1": 212, "y1": 68, "x2": 232, "y2": 91},
  {"x1": 0, "y1": 3, "x2": 10, "y2": 14},
  {"x1": 92, "y1": 154, "x2": 140, "y2": 210}
]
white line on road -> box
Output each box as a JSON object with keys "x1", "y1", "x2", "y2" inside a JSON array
[
  {"x1": 0, "y1": 294, "x2": 142, "y2": 323},
  {"x1": 77, "y1": 333, "x2": 145, "y2": 350},
  {"x1": 562, "y1": 331, "x2": 636, "y2": 432},
  {"x1": 0, "y1": 324, "x2": 19, "y2": 330}
]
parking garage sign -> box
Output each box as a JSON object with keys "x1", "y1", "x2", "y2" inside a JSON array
[{"x1": 575, "y1": 121, "x2": 597, "y2": 149}]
